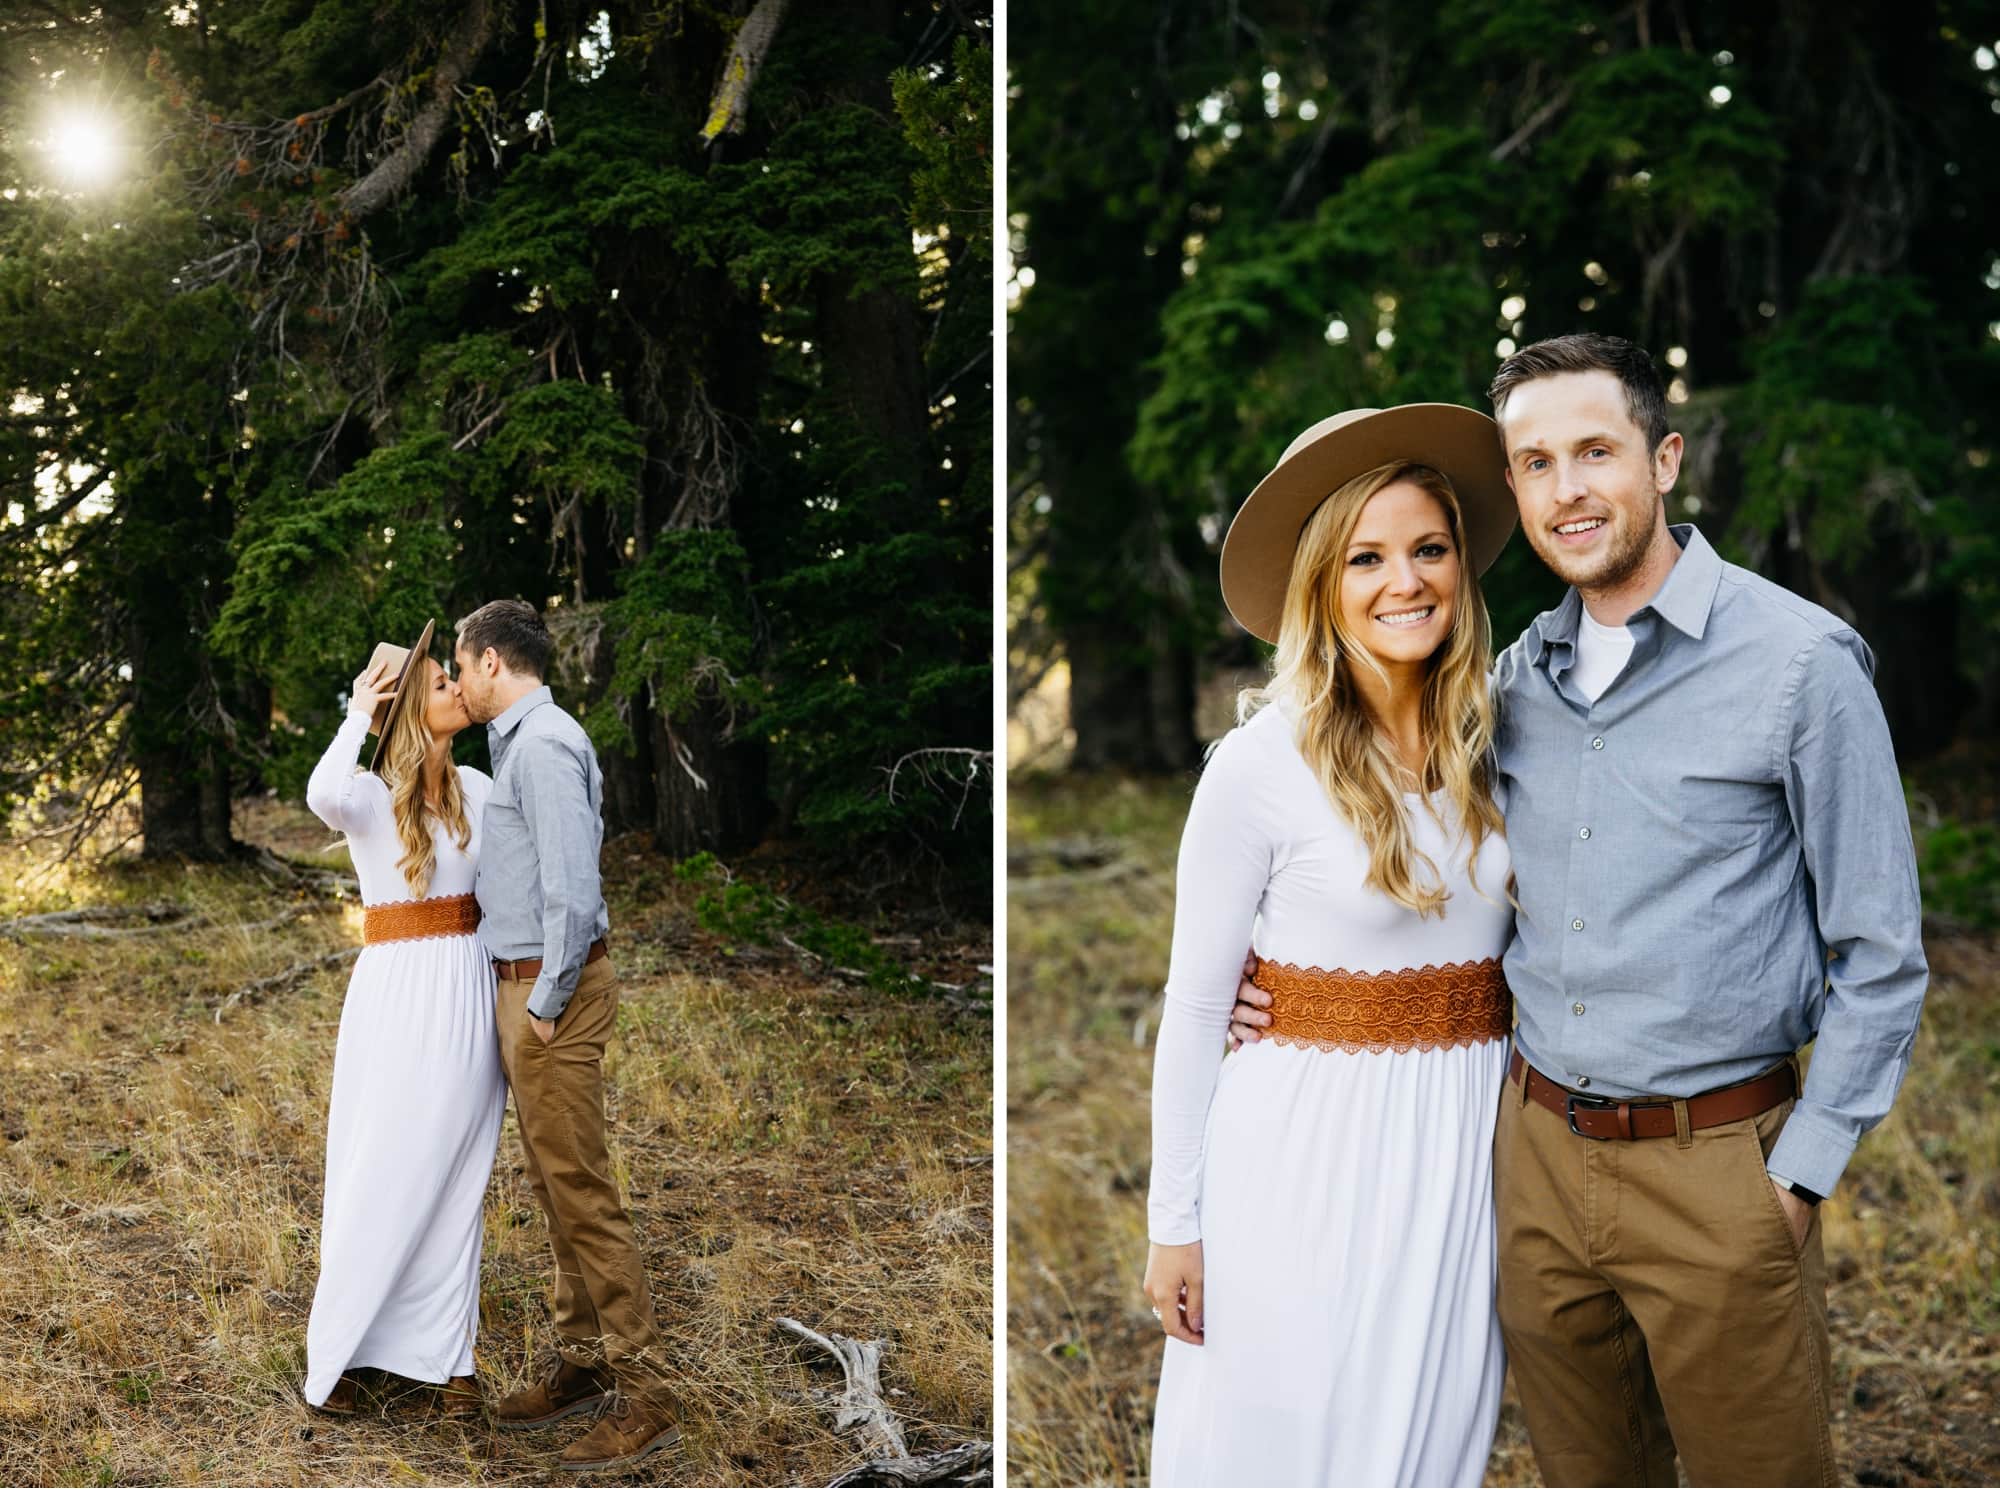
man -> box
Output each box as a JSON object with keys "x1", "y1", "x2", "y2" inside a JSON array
[
  {"x1": 453, "y1": 599, "x2": 679, "y2": 1473},
  {"x1": 1229, "y1": 334, "x2": 1927, "y2": 1485}
]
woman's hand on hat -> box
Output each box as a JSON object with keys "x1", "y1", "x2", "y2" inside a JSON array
[{"x1": 348, "y1": 659, "x2": 397, "y2": 723}]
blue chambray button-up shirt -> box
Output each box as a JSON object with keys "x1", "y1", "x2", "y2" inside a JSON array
[
  {"x1": 1493, "y1": 524, "x2": 1927, "y2": 1196},
  {"x1": 474, "y1": 685, "x2": 612, "y2": 1021}
]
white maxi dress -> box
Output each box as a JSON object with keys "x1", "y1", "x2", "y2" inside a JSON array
[
  {"x1": 1148, "y1": 699, "x2": 1513, "y2": 1487},
  {"x1": 301, "y1": 712, "x2": 507, "y2": 1405}
]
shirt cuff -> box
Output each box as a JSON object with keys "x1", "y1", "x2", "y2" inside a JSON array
[
  {"x1": 526, "y1": 971, "x2": 571, "y2": 1023},
  {"x1": 1765, "y1": 1103, "x2": 1855, "y2": 1199},
  {"x1": 1147, "y1": 1205, "x2": 1200, "y2": 1247}
]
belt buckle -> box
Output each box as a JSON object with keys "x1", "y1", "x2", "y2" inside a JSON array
[{"x1": 1564, "y1": 1090, "x2": 1620, "y2": 1140}]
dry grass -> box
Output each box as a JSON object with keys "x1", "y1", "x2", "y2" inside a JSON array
[
  {"x1": 0, "y1": 798, "x2": 991, "y2": 1487},
  {"x1": 1006, "y1": 770, "x2": 2000, "y2": 1488}
]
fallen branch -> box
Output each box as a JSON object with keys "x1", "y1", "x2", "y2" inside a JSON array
[
  {"x1": 249, "y1": 848, "x2": 357, "y2": 898},
  {"x1": 1003, "y1": 836, "x2": 1117, "y2": 874},
  {"x1": 0, "y1": 902, "x2": 194, "y2": 936},
  {"x1": 774, "y1": 1318, "x2": 993, "y2": 1487},
  {"x1": 1, "y1": 902, "x2": 326, "y2": 940},
  {"x1": 828, "y1": 1442, "x2": 992, "y2": 1488},
  {"x1": 213, "y1": 946, "x2": 360, "y2": 1024},
  {"x1": 1006, "y1": 858, "x2": 1144, "y2": 897}
]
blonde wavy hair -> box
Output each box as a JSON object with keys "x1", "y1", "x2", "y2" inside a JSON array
[
  {"x1": 1240, "y1": 460, "x2": 1504, "y2": 917},
  {"x1": 363, "y1": 658, "x2": 471, "y2": 899}
]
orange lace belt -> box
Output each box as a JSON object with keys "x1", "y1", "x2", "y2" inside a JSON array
[
  {"x1": 362, "y1": 892, "x2": 482, "y2": 945},
  {"x1": 1251, "y1": 956, "x2": 1512, "y2": 1055}
]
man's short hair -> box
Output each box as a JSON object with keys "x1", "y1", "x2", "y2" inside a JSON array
[
  {"x1": 455, "y1": 599, "x2": 552, "y2": 680},
  {"x1": 1488, "y1": 332, "x2": 1671, "y2": 455}
]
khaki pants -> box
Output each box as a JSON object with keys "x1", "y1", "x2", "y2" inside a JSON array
[
  {"x1": 497, "y1": 956, "x2": 666, "y2": 1396},
  {"x1": 1494, "y1": 1062, "x2": 1835, "y2": 1486}
]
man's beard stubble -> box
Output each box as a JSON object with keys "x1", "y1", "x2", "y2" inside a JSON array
[{"x1": 1523, "y1": 503, "x2": 1659, "y2": 595}]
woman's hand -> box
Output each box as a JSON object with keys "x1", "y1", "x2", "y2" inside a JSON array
[
  {"x1": 1143, "y1": 1240, "x2": 1205, "y2": 1345},
  {"x1": 1226, "y1": 949, "x2": 1271, "y2": 1050},
  {"x1": 348, "y1": 658, "x2": 397, "y2": 723}
]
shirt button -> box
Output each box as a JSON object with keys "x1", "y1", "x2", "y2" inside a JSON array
[
  {"x1": 1571, "y1": 918, "x2": 1585, "y2": 931},
  {"x1": 1591, "y1": 736, "x2": 1605, "y2": 750},
  {"x1": 1572, "y1": 1002, "x2": 1586, "y2": 1016},
  {"x1": 1576, "y1": 1075, "x2": 1592, "y2": 1089},
  {"x1": 1578, "y1": 826, "x2": 1591, "y2": 840}
]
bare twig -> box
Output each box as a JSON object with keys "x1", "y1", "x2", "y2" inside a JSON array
[
  {"x1": 776, "y1": 1317, "x2": 905, "y2": 1456},
  {"x1": 883, "y1": 749, "x2": 991, "y2": 831},
  {"x1": 774, "y1": 1313, "x2": 995, "y2": 1483},
  {"x1": 1492, "y1": 83, "x2": 1574, "y2": 162}
]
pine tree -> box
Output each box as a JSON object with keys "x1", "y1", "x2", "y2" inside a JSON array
[
  {"x1": 2, "y1": 0, "x2": 992, "y2": 890},
  {"x1": 1011, "y1": 0, "x2": 2000, "y2": 762}
]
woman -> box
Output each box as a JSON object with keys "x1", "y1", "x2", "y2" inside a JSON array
[
  {"x1": 302, "y1": 619, "x2": 506, "y2": 1417},
  {"x1": 1143, "y1": 405, "x2": 1518, "y2": 1487}
]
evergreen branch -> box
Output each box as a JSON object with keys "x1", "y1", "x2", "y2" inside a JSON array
[
  {"x1": 339, "y1": 0, "x2": 498, "y2": 219},
  {"x1": 0, "y1": 467, "x2": 112, "y2": 546},
  {"x1": 292, "y1": 75, "x2": 390, "y2": 129},
  {"x1": 450, "y1": 402, "x2": 508, "y2": 451},
  {"x1": 1491, "y1": 84, "x2": 1574, "y2": 163},
  {"x1": 700, "y1": 0, "x2": 790, "y2": 145}
]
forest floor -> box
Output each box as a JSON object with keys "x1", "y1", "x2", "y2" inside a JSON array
[
  {"x1": 0, "y1": 799, "x2": 992, "y2": 1487},
  {"x1": 1006, "y1": 766, "x2": 2000, "y2": 1488}
]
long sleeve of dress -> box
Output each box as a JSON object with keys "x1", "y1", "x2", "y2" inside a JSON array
[
  {"x1": 1148, "y1": 726, "x2": 1277, "y2": 1245},
  {"x1": 306, "y1": 712, "x2": 388, "y2": 837}
]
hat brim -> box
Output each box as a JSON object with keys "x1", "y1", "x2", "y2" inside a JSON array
[
  {"x1": 1219, "y1": 403, "x2": 1516, "y2": 644},
  {"x1": 366, "y1": 618, "x2": 436, "y2": 775}
]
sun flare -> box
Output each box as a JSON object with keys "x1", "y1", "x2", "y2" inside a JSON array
[{"x1": 45, "y1": 107, "x2": 123, "y2": 189}]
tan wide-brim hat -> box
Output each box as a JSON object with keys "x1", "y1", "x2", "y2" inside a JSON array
[
  {"x1": 1219, "y1": 404, "x2": 1516, "y2": 644},
  {"x1": 363, "y1": 618, "x2": 435, "y2": 774}
]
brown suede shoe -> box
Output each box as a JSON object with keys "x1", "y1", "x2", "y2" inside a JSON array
[
  {"x1": 557, "y1": 1394, "x2": 681, "y2": 1473},
  {"x1": 313, "y1": 1373, "x2": 361, "y2": 1416},
  {"x1": 492, "y1": 1358, "x2": 614, "y2": 1430},
  {"x1": 437, "y1": 1374, "x2": 483, "y2": 1420}
]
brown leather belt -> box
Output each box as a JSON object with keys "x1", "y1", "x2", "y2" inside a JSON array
[
  {"x1": 362, "y1": 892, "x2": 482, "y2": 945},
  {"x1": 492, "y1": 938, "x2": 608, "y2": 983},
  {"x1": 1510, "y1": 1049, "x2": 1796, "y2": 1141}
]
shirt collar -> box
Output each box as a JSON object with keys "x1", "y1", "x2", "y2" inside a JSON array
[
  {"x1": 1643, "y1": 524, "x2": 1722, "y2": 641},
  {"x1": 1526, "y1": 522, "x2": 1720, "y2": 663},
  {"x1": 488, "y1": 684, "x2": 553, "y2": 740}
]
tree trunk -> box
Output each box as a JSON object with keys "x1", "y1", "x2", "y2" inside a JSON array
[
  {"x1": 549, "y1": 602, "x2": 659, "y2": 838},
  {"x1": 812, "y1": 1, "x2": 929, "y2": 517},
  {"x1": 124, "y1": 477, "x2": 238, "y2": 861},
  {"x1": 1065, "y1": 619, "x2": 1198, "y2": 773},
  {"x1": 649, "y1": 697, "x2": 768, "y2": 857}
]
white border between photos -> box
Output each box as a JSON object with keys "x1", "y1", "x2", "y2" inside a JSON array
[{"x1": 989, "y1": 0, "x2": 1010, "y2": 1480}]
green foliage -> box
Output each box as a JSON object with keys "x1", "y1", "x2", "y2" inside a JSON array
[
  {"x1": 1014, "y1": 1, "x2": 2000, "y2": 763},
  {"x1": 5, "y1": 1, "x2": 992, "y2": 887},
  {"x1": 1915, "y1": 814, "x2": 2000, "y2": 930},
  {"x1": 472, "y1": 380, "x2": 645, "y2": 511},
  {"x1": 1730, "y1": 278, "x2": 1961, "y2": 565},
  {"x1": 893, "y1": 36, "x2": 994, "y2": 258},
  {"x1": 588, "y1": 531, "x2": 757, "y2": 754},
  {"x1": 1538, "y1": 49, "x2": 1783, "y2": 235},
  {"x1": 673, "y1": 851, "x2": 943, "y2": 996}
]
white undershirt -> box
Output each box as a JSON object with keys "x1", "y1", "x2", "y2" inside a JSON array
[{"x1": 1570, "y1": 607, "x2": 1635, "y2": 703}]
